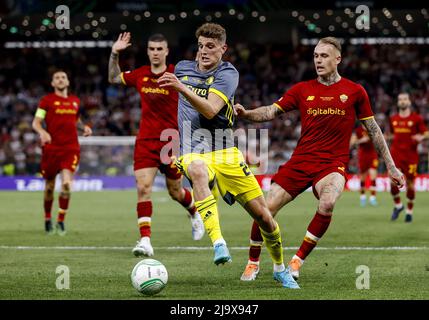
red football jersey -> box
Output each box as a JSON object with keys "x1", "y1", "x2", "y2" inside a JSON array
[
  {"x1": 121, "y1": 64, "x2": 178, "y2": 140},
  {"x1": 274, "y1": 78, "x2": 374, "y2": 164},
  {"x1": 355, "y1": 125, "x2": 377, "y2": 159},
  {"x1": 38, "y1": 93, "x2": 80, "y2": 150},
  {"x1": 390, "y1": 112, "x2": 428, "y2": 156}
]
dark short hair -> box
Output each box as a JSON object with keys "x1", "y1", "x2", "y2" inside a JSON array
[
  {"x1": 318, "y1": 37, "x2": 342, "y2": 53},
  {"x1": 398, "y1": 92, "x2": 410, "y2": 96},
  {"x1": 51, "y1": 69, "x2": 68, "y2": 79},
  {"x1": 148, "y1": 33, "x2": 168, "y2": 44},
  {"x1": 195, "y1": 23, "x2": 226, "y2": 43}
]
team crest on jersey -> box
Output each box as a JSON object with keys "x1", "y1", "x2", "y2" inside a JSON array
[
  {"x1": 205, "y1": 76, "x2": 214, "y2": 85},
  {"x1": 408, "y1": 121, "x2": 413, "y2": 127},
  {"x1": 306, "y1": 96, "x2": 315, "y2": 101},
  {"x1": 73, "y1": 101, "x2": 78, "y2": 108},
  {"x1": 340, "y1": 94, "x2": 348, "y2": 103}
]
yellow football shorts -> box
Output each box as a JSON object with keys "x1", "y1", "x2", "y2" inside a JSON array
[{"x1": 175, "y1": 147, "x2": 263, "y2": 206}]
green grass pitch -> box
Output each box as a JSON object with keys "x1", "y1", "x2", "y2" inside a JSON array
[{"x1": 0, "y1": 190, "x2": 428, "y2": 300}]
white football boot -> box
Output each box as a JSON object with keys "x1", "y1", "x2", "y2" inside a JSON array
[{"x1": 132, "y1": 237, "x2": 154, "y2": 257}]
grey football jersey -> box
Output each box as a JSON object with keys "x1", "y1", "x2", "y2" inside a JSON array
[{"x1": 175, "y1": 60, "x2": 239, "y2": 154}]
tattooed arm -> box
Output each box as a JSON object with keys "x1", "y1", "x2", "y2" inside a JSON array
[
  {"x1": 108, "y1": 32, "x2": 131, "y2": 84},
  {"x1": 361, "y1": 117, "x2": 405, "y2": 188},
  {"x1": 234, "y1": 104, "x2": 283, "y2": 122}
]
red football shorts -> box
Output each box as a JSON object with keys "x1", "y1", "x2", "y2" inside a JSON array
[
  {"x1": 272, "y1": 157, "x2": 347, "y2": 199},
  {"x1": 134, "y1": 138, "x2": 181, "y2": 180},
  {"x1": 359, "y1": 156, "x2": 379, "y2": 173},
  {"x1": 391, "y1": 152, "x2": 418, "y2": 181},
  {"x1": 40, "y1": 147, "x2": 80, "y2": 179}
]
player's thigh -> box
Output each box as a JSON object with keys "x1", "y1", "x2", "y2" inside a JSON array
[
  {"x1": 41, "y1": 150, "x2": 59, "y2": 179},
  {"x1": 60, "y1": 151, "x2": 80, "y2": 174},
  {"x1": 406, "y1": 176, "x2": 415, "y2": 190},
  {"x1": 266, "y1": 182, "x2": 294, "y2": 216},
  {"x1": 134, "y1": 167, "x2": 158, "y2": 193},
  {"x1": 314, "y1": 172, "x2": 346, "y2": 204},
  {"x1": 213, "y1": 148, "x2": 263, "y2": 205},
  {"x1": 177, "y1": 153, "x2": 216, "y2": 184},
  {"x1": 44, "y1": 177, "x2": 56, "y2": 195}
]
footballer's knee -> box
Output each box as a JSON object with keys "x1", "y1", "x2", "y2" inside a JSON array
[
  {"x1": 136, "y1": 179, "x2": 152, "y2": 199},
  {"x1": 187, "y1": 161, "x2": 209, "y2": 185},
  {"x1": 45, "y1": 180, "x2": 55, "y2": 199},
  {"x1": 318, "y1": 198, "x2": 336, "y2": 214},
  {"x1": 61, "y1": 181, "x2": 71, "y2": 196}
]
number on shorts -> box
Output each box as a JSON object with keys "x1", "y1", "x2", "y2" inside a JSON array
[
  {"x1": 240, "y1": 162, "x2": 251, "y2": 176},
  {"x1": 408, "y1": 164, "x2": 417, "y2": 176}
]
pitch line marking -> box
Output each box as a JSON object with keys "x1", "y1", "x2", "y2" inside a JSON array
[{"x1": 0, "y1": 245, "x2": 427, "y2": 251}]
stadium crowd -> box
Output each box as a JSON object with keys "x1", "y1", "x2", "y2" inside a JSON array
[{"x1": 1, "y1": 42, "x2": 428, "y2": 176}]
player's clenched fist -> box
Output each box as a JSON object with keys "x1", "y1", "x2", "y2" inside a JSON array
[
  {"x1": 39, "y1": 131, "x2": 52, "y2": 146},
  {"x1": 389, "y1": 167, "x2": 405, "y2": 189}
]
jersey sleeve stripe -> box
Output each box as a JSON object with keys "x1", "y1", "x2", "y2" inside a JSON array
[
  {"x1": 120, "y1": 72, "x2": 127, "y2": 85},
  {"x1": 273, "y1": 103, "x2": 285, "y2": 112},
  {"x1": 209, "y1": 88, "x2": 229, "y2": 106},
  {"x1": 35, "y1": 108, "x2": 47, "y2": 119},
  {"x1": 359, "y1": 115, "x2": 374, "y2": 121}
]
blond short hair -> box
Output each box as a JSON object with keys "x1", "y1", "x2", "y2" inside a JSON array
[{"x1": 318, "y1": 37, "x2": 342, "y2": 53}]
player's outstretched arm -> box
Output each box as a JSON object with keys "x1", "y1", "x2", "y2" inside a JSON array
[
  {"x1": 234, "y1": 103, "x2": 282, "y2": 122},
  {"x1": 108, "y1": 32, "x2": 131, "y2": 84},
  {"x1": 362, "y1": 117, "x2": 405, "y2": 188}
]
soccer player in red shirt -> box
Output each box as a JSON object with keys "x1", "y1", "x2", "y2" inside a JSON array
[
  {"x1": 32, "y1": 70, "x2": 92, "y2": 235},
  {"x1": 351, "y1": 124, "x2": 379, "y2": 207},
  {"x1": 108, "y1": 33, "x2": 204, "y2": 257},
  {"x1": 389, "y1": 92, "x2": 429, "y2": 222},
  {"x1": 235, "y1": 37, "x2": 404, "y2": 283}
]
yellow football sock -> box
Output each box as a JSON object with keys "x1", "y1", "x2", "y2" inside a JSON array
[
  {"x1": 260, "y1": 222, "x2": 283, "y2": 265},
  {"x1": 195, "y1": 194, "x2": 223, "y2": 244}
]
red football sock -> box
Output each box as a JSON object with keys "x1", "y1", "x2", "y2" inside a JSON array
[
  {"x1": 44, "y1": 199, "x2": 53, "y2": 221},
  {"x1": 57, "y1": 196, "x2": 69, "y2": 222},
  {"x1": 179, "y1": 188, "x2": 197, "y2": 217},
  {"x1": 249, "y1": 221, "x2": 263, "y2": 262},
  {"x1": 296, "y1": 212, "x2": 332, "y2": 260},
  {"x1": 137, "y1": 201, "x2": 153, "y2": 238}
]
